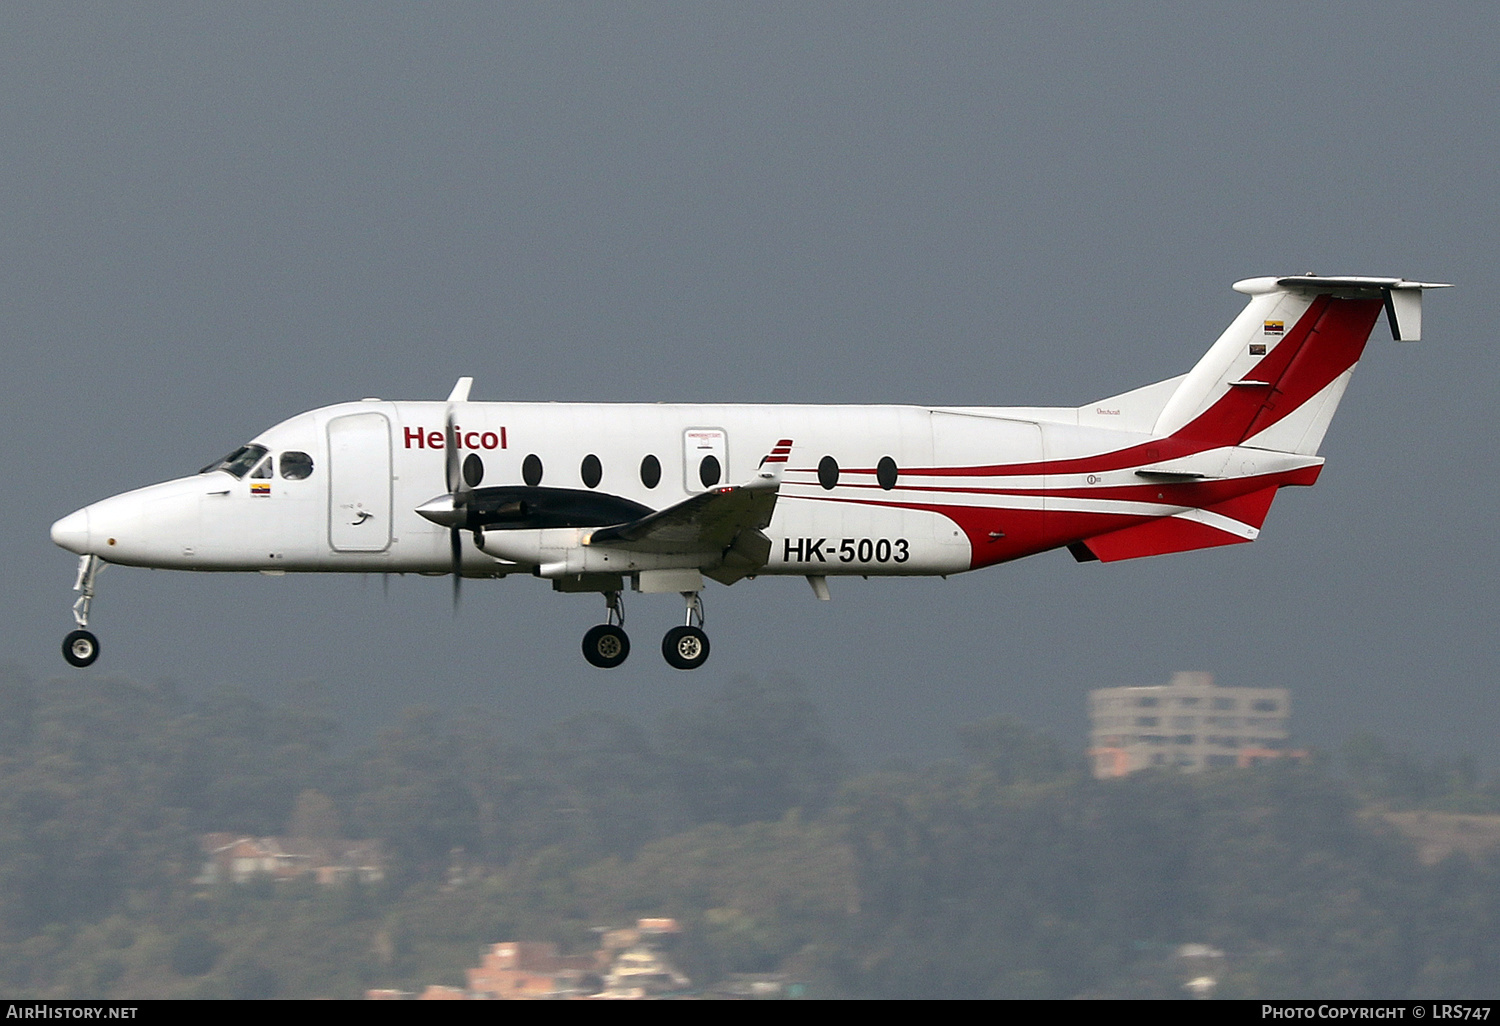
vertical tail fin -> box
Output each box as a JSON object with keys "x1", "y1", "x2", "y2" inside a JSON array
[{"x1": 1152, "y1": 276, "x2": 1449, "y2": 454}]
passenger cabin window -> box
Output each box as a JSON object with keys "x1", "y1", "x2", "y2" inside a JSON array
[
  {"x1": 699, "y1": 454, "x2": 721, "y2": 488},
  {"x1": 522, "y1": 454, "x2": 544, "y2": 487},
  {"x1": 818, "y1": 456, "x2": 840, "y2": 490},
  {"x1": 200, "y1": 444, "x2": 269, "y2": 480},
  {"x1": 640, "y1": 454, "x2": 661, "y2": 489},
  {"x1": 463, "y1": 453, "x2": 485, "y2": 487},
  {"x1": 581, "y1": 454, "x2": 602, "y2": 489},
  {"x1": 280, "y1": 451, "x2": 314, "y2": 480}
]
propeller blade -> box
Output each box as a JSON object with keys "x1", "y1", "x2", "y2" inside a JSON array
[
  {"x1": 445, "y1": 407, "x2": 461, "y2": 496},
  {"x1": 444, "y1": 404, "x2": 470, "y2": 611},
  {"x1": 450, "y1": 524, "x2": 463, "y2": 611}
]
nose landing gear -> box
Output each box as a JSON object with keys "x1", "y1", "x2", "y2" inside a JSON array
[
  {"x1": 63, "y1": 630, "x2": 99, "y2": 668},
  {"x1": 62, "y1": 555, "x2": 104, "y2": 668},
  {"x1": 581, "y1": 590, "x2": 630, "y2": 669}
]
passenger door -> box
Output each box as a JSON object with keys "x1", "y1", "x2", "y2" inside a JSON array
[{"x1": 327, "y1": 412, "x2": 393, "y2": 552}]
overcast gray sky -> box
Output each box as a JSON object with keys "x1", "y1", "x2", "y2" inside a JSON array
[{"x1": 5, "y1": 3, "x2": 1497, "y2": 765}]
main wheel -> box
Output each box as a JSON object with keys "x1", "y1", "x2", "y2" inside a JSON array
[
  {"x1": 581, "y1": 623, "x2": 630, "y2": 668},
  {"x1": 661, "y1": 625, "x2": 710, "y2": 670},
  {"x1": 62, "y1": 629, "x2": 100, "y2": 668}
]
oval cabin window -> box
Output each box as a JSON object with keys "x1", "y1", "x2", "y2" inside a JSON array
[
  {"x1": 522, "y1": 454, "x2": 543, "y2": 487},
  {"x1": 581, "y1": 454, "x2": 602, "y2": 489},
  {"x1": 640, "y1": 454, "x2": 662, "y2": 489},
  {"x1": 818, "y1": 456, "x2": 840, "y2": 490},
  {"x1": 699, "y1": 454, "x2": 721, "y2": 488},
  {"x1": 463, "y1": 453, "x2": 485, "y2": 487}
]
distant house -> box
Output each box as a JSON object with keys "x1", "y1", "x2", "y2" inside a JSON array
[
  {"x1": 196, "y1": 833, "x2": 385, "y2": 886},
  {"x1": 1088, "y1": 672, "x2": 1308, "y2": 779},
  {"x1": 465, "y1": 942, "x2": 599, "y2": 999},
  {"x1": 384, "y1": 918, "x2": 691, "y2": 1000},
  {"x1": 594, "y1": 919, "x2": 690, "y2": 999},
  {"x1": 418, "y1": 985, "x2": 467, "y2": 1000}
]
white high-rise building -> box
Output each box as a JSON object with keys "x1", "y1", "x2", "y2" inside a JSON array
[{"x1": 1087, "y1": 672, "x2": 1302, "y2": 779}]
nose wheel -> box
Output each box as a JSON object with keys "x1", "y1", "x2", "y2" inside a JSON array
[
  {"x1": 581, "y1": 590, "x2": 631, "y2": 668},
  {"x1": 62, "y1": 629, "x2": 100, "y2": 668}
]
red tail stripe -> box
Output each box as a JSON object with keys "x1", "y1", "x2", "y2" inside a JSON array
[{"x1": 888, "y1": 295, "x2": 1381, "y2": 480}]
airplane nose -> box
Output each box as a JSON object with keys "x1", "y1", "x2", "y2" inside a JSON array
[{"x1": 51, "y1": 508, "x2": 91, "y2": 555}]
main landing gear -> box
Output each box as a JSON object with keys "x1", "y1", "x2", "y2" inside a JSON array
[
  {"x1": 579, "y1": 589, "x2": 711, "y2": 671},
  {"x1": 662, "y1": 592, "x2": 709, "y2": 671},
  {"x1": 62, "y1": 555, "x2": 103, "y2": 668},
  {"x1": 581, "y1": 591, "x2": 631, "y2": 669}
]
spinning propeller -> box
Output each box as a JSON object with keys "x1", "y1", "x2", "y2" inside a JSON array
[{"x1": 414, "y1": 379, "x2": 485, "y2": 610}]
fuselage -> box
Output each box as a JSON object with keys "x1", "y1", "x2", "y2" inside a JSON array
[
  {"x1": 46, "y1": 274, "x2": 1447, "y2": 671},
  {"x1": 49, "y1": 396, "x2": 1314, "y2": 580}
]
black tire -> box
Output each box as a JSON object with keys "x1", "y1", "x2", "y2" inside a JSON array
[
  {"x1": 661, "y1": 625, "x2": 710, "y2": 670},
  {"x1": 62, "y1": 629, "x2": 99, "y2": 668},
  {"x1": 581, "y1": 624, "x2": 630, "y2": 669}
]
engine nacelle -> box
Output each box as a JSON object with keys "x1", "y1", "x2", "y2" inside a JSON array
[{"x1": 477, "y1": 528, "x2": 708, "y2": 577}]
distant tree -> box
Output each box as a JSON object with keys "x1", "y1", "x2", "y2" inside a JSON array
[
  {"x1": 518, "y1": 712, "x2": 679, "y2": 858},
  {"x1": 659, "y1": 677, "x2": 847, "y2": 826},
  {"x1": 1341, "y1": 734, "x2": 1496, "y2": 811},
  {"x1": 957, "y1": 716, "x2": 1079, "y2": 785},
  {"x1": 285, "y1": 789, "x2": 342, "y2": 841},
  {"x1": 575, "y1": 814, "x2": 858, "y2": 982},
  {"x1": 165, "y1": 691, "x2": 339, "y2": 834},
  {"x1": 349, "y1": 709, "x2": 483, "y2": 879}
]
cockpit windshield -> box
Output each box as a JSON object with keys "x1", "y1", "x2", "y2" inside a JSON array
[{"x1": 199, "y1": 444, "x2": 269, "y2": 479}]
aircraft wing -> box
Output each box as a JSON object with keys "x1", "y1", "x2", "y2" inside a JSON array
[{"x1": 586, "y1": 439, "x2": 792, "y2": 583}]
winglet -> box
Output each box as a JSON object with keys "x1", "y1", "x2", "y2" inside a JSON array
[
  {"x1": 751, "y1": 439, "x2": 794, "y2": 489},
  {"x1": 447, "y1": 376, "x2": 474, "y2": 403}
]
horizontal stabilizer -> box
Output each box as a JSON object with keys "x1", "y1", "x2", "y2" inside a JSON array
[
  {"x1": 1075, "y1": 486, "x2": 1279, "y2": 563},
  {"x1": 1243, "y1": 275, "x2": 1452, "y2": 341}
]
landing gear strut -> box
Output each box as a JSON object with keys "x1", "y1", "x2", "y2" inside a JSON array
[
  {"x1": 63, "y1": 555, "x2": 103, "y2": 668},
  {"x1": 661, "y1": 591, "x2": 710, "y2": 670},
  {"x1": 581, "y1": 590, "x2": 630, "y2": 669}
]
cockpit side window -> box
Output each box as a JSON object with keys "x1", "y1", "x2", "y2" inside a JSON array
[
  {"x1": 280, "y1": 451, "x2": 314, "y2": 480},
  {"x1": 250, "y1": 456, "x2": 274, "y2": 479},
  {"x1": 199, "y1": 444, "x2": 269, "y2": 480}
]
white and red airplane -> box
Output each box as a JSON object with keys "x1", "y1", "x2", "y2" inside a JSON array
[{"x1": 51, "y1": 274, "x2": 1446, "y2": 671}]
